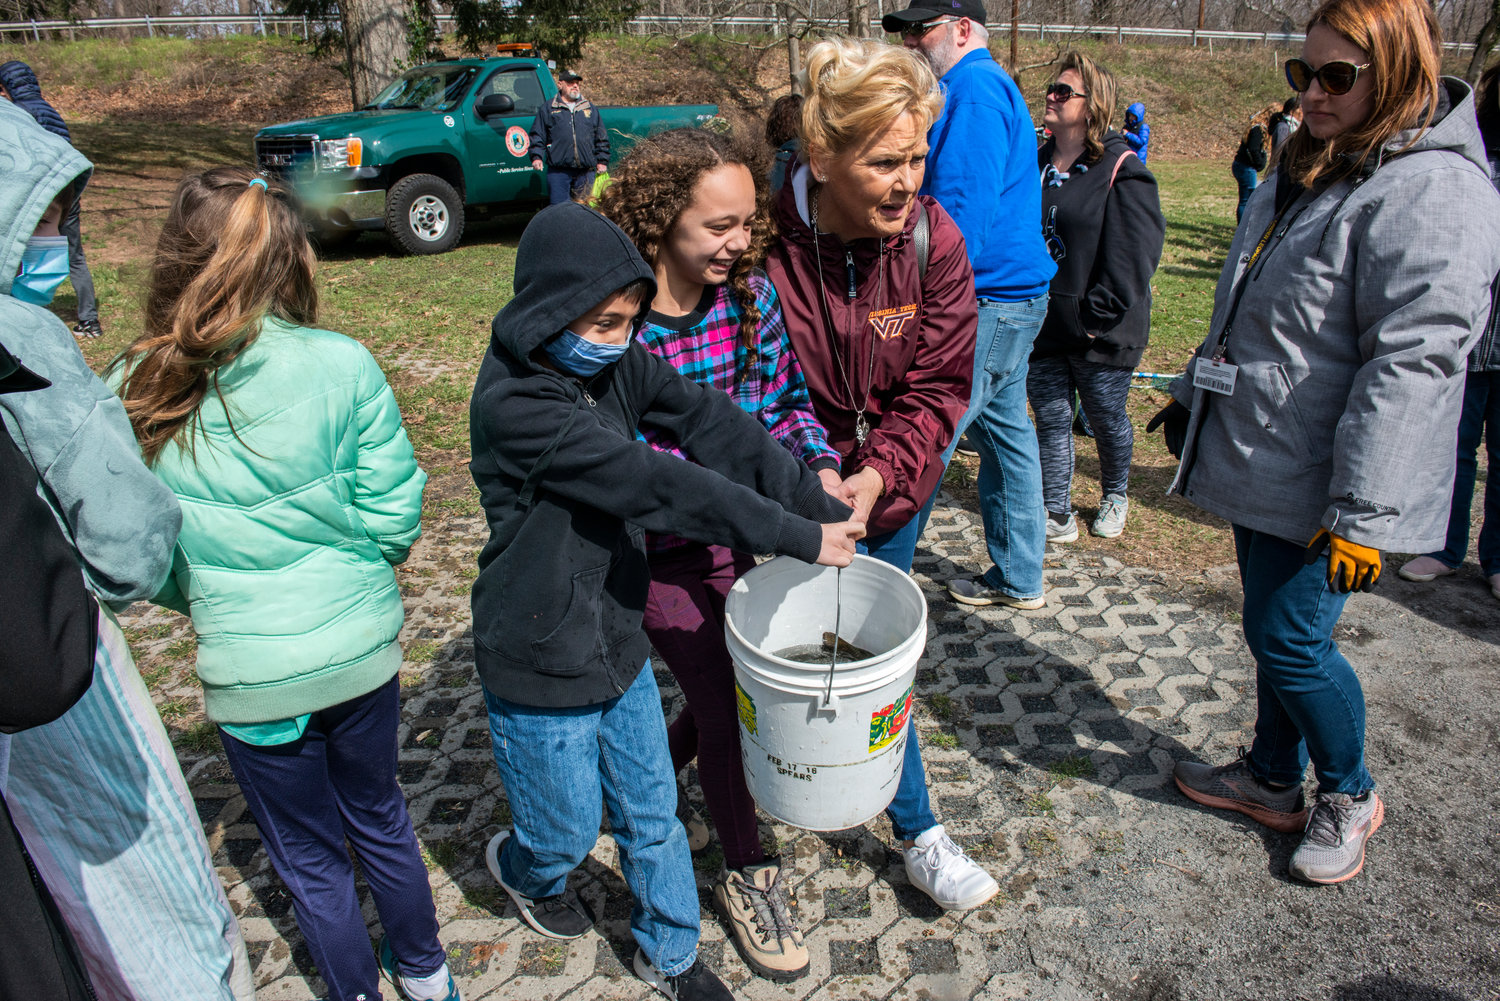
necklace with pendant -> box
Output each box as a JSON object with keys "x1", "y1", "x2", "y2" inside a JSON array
[{"x1": 811, "y1": 189, "x2": 881, "y2": 447}]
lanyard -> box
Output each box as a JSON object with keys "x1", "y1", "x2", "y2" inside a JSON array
[{"x1": 1211, "y1": 198, "x2": 1301, "y2": 360}]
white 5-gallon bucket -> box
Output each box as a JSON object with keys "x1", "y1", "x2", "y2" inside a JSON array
[{"x1": 724, "y1": 554, "x2": 927, "y2": 831}]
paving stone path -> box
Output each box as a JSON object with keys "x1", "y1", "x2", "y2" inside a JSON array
[{"x1": 124, "y1": 495, "x2": 1500, "y2": 1001}]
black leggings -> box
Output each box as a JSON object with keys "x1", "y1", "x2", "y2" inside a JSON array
[{"x1": 1026, "y1": 354, "x2": 1135, "y2": 515}]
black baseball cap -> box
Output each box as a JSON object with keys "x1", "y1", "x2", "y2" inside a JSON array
[
  {"x1": 882, "y1": 0, "x2": 988, "y2": 32},
  {"x1": 557, "y1": 70, "x2": 583, "y2": 82}
]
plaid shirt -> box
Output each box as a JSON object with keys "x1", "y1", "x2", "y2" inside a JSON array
[{"x1": 638, "y1": 271, "x2": 839, "y2": 550}]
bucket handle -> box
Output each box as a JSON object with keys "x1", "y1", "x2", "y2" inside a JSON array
[{"x1": 821, "y1": 566, "x2": 842, "y2": 711}]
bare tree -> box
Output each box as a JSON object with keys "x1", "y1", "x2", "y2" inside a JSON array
[{"x1": 1468, "y1": 0, "x2": 1500, "y2": 83}]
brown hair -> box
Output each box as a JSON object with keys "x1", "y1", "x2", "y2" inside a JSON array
[
  {"x1": 113, "y1": 167, "x2": 317, "y2": 464},
  {"x1": 1280, "y1": 0, "x2": 1442, "y2": 188},
  {"x1": 1056, "y1": 50, "x2": 1118, "y2": 164},
  {"x1": 597, "y1": 128, "x2": 772, "y2": 375},
  {"x1": 765, "y1": 94, "x2": 804, "y2": 150},
  {"x1": 798, "y1": 37, "x2": 944, "y2": 162},
  {"x1": 1242, "y1": 102, "x2": 1286, "y2": 159}
]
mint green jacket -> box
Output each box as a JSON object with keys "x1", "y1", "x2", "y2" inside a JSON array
[{"x1": 136, "y1": 318, "x2": 426, "y2": 724}]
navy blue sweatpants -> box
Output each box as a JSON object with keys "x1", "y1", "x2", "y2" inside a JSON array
[{"x1": 220, "y1": 677, "x2": 444, "y2": 1001}]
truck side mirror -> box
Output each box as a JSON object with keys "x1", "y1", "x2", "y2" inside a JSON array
[{"x1": 476, "y1": 93, "x2": 516, "y2": 119}]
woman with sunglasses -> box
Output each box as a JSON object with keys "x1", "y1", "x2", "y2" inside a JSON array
[
  {"x1": 1029, "y1": 52, "x2": 1164, "y2": 543},
  {"x1": 1152, "y1": 0, "x2": 1500, "y2": 884}
]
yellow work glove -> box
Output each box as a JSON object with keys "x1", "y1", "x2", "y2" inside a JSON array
[{"x1": 1304, "y1": 530, "x2": 1382, "y2": 593}]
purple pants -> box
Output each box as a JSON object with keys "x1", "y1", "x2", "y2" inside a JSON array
[{"x1": 643, "y1": 543, "x2": 765, "y2": 870}]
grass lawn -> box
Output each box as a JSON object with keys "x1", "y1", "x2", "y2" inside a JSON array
[{"x1": 65, "y1": 121, "x2": 1242, "y2": 574}]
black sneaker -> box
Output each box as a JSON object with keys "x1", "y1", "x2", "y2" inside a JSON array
[
  {"x1": 633, "y1": 950, "x2": 733, "y2": 1001},
  {"x1": 72, "y1": 319, "x2": 103, "y2": 339},
  {"x1": 484, "y1": 830, "x2": 595, "y2": 939}
]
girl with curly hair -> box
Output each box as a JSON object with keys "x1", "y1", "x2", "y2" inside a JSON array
[{"x1": 598, "y1": 127, "x2": 840, "y2": 985}]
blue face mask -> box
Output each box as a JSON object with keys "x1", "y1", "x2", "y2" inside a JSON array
[
  {"x1": 12, "y1": 236, "x2": 70, "y2": 306},
  {"x1": 543, "y1": 327, "x2": 631, "y2": 377}
]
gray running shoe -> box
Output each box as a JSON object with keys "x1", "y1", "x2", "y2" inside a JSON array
[
  {"x1": 948, "y1": 577, "x2": 1045, "y2": 609},
  {"x1": 1289, "y1": 791, "x2": 1385, "y2": 884},
  {"x1": 1092, "y1": 493, "x2": 1129, "y2": 538},
  {"x1": 1173, "y1": 748, "x2": 1308, "y2": 833},
  {"x1": 1046, "y1": 512, "x2": 1079, "y2": 544}
]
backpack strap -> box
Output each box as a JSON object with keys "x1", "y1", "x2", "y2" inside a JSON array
[
  {"x1": 1108, "y1": 151, "x2": 1130, "y2": 190},
  {"x1": 913, "y1": 200, "x2": 930, "y2": 279}
]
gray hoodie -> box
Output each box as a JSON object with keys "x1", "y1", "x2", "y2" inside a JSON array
[
  {"x1": 0, "y1": 99, "x2": 180, "y2": 602},
  {"x1": 1170, "y1": 78, "x2": 1500, "y2": 552}
]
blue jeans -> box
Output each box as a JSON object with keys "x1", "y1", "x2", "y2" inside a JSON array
[
  {"x1": 1232, "y1": 162, "x2": 1258, "y2": 222},
  {"x1": 219, "y1": 678, "x2": 444, "y2": 1001},
  {"x1": 1233, "y1": 526, "x2": 1374, "y2": 796},
  {"x1": 858, "y1": 520, "x2": 938, "y2": 842},
  {"x1": 484, "y1": 662, "x2": 700, "y2": 977},
  {"x1": 921, "y1": 295, "x2": 1048, "y2": 601},
  {"x1": 546, "y1": 166, "x2": 595, "y2": 205},
  {"x1": 1429, "y1": 371, "x2": 1500, "y2": 576}
]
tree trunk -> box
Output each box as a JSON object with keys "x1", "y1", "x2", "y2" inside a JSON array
[
  {"x1": 1009, "y1": 0, "x2": 1019, "y2": 71},
  {"x1": 342, "y1": 0, "x2": 409, "y2": 110},
  {"x1": 847, "y1": 0, "x2": 868, "y2": 37},
  {"x1": 786, "y1": 4, "x2": 802, "y2": 96},
  {"x1": 1467, "y1": 0, "x2": 1500, "y2": 85}
]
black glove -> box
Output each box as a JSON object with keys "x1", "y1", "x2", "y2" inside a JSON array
[{"x1": 1145, "y1": 400, "x2": 1190, "y2": 459}]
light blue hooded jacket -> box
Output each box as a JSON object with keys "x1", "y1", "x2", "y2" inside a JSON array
[{"x1": 0, "y1": 98, "x2": 180, "y2": 603}]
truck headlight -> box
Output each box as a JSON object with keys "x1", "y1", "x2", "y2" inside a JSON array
[{"x1": 317, "y1": 137, "x2": 363, "y2": 169}]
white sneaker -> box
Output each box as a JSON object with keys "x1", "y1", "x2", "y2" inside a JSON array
[
  {"x1": 1091, "y1": 493, "x2": 1129, "y2": 539},
  {"x1": 902, "y1": 825, "x2": 998, "y2": 910}
]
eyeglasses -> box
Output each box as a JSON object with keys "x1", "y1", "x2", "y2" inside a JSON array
[
  {"x1": 900, "y1": 17, "x2": 958, "y2": 39},
  {"x1": 1045, "y1": 82, "x2": 1087, "y2": 102},
  {"x1": 1042, "y1": 204, "x2": 1066, "y2": 263},
  {"x1": 1284, "y1": 58, "x2": 1371, "y2": 96}
]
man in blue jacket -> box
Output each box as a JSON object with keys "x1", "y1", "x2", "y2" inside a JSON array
[
  {"x1": 0, "y1": 61, "x2": 101, "y2": 339},
  {"x1": 529, "y1": 69, "x2": 610, "y2": 205},
  {"x1": 884, "y1": 0, "x2": 1057, "y2": 609}
]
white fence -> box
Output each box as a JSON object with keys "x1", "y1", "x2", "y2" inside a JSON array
[{"x1": 0, "y1": 12, "x2": 1478, "y2": 53}]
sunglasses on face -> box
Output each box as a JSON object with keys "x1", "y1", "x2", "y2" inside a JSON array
[
  {"x1": 900, "y1": 17, "x2": 957, "y2": 39},
  {"x1": 1284, "y1": 58, "x2": 1371, "y2": 96},
  {"x1": 1045, "y1": 82, "x2": 1087, "y2": 102}
]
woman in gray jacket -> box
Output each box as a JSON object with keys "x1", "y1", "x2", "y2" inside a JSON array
[{"x1": 1148, "y1": 0, "x2": 1500, "y2": 885}]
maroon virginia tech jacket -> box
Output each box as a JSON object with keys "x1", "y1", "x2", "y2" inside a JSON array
[{"x1": 767, "y1": 174, "x2": 977, "y2": 536}]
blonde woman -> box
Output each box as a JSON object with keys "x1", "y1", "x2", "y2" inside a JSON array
[{"x1": 766, "y1": 36, "x2": 999, "y2": 911}]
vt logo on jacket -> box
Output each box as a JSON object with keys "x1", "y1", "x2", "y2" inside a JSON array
[{"x1": 868, "y1": 304, "x2": 918, "y2": 340}]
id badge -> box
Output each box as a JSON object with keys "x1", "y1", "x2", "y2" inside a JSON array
[{"x1": 1192, "y1": 358, "x2": 1238, "y2": 396}]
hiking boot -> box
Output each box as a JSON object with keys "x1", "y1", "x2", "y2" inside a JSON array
[
  {"x1": 377, "y1": 936, "x2": 463, "y2": 1001},
  {"x1": 947, "y1": 577, "x2": 1045, "y2": 610},
  {"x1": 71, "y1": 318, "x2": 103, "y2": 339},
  {"x1": 484, "y1": 830, "x2": 595, "y2": 939},
  {"x1": 676, "y1": 785, "x2": 711, "y2": 852},
  {"x1": 1397, "y1": 556, "x2": 1457, "y2": 582},
  {"x1": 713, "y1": 862, "x2": 808, "y2": 982},
  {"x1": 902, "y1": 825, "x2": 999, "y2": 911},
  {"x1": 1091, "y1": 493, "x2": 1129, "y2": 539},
  {"x1": 1046, "y1": 511, "x2": 1079, "y2": 544},
  {"x1": 1173, "y1": 748, "x2": 1307, "y2": 833},
  {"x1": 1289, "y1": 791, "x2": 1385, "y2": 884},
  {"x1": 633, "y1": 950, "x2": 733, "y2": 1001}
]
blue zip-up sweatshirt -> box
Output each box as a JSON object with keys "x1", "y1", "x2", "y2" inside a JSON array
[
  {"x1": 1123, "y1": 102, "x2": 1150, "y2": 162},
  {"x1": 920, "y1": 48, "x2": 1055, "y2": 302}
]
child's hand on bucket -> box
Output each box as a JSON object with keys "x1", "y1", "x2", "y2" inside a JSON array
[{"x1": 817, "y1": 520, "x2": 866, "y2": 567}]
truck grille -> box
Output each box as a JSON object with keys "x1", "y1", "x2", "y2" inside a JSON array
[{"x1": 255, "y1": 136, "x2": 317, "y2": 178}]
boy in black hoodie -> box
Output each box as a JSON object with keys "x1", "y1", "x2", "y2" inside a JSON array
[{"x1": 469, "y1": 202, "x2": 862, "y2": 1001}]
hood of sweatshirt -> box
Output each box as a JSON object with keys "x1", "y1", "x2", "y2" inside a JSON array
[
  {"x1": 0, "y1": 98, "x2": 90, "y2": 298},
  {"x1": 0, "y1": 61, "x2": 43, "y2": 102},
  {"x1": 490, "y1": 201, "x2": 656, "y2": 370},
  {"x1": 1375, "y1": 77, "x2": 1486, "y2": 173},
  {"x1": 1126, "y1": 101, "x2": 1146, "y2": 122}
]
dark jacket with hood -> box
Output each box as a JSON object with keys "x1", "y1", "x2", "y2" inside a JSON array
[
  {"x1": 766, "y1": 163, "x2": 976, "y2": 536},
  {"x1": 1034, "y1": 131, "x2": 1166, "y2": 369},
  {"x1": 529, "y1": 93, "x2": 610, "y2": 171},
  {"x1": 0, "y1": 62, "x2": 68, "y2": 141},
  {"x1": 469, "y1": 202, "x2": 849, "y2": 708}
]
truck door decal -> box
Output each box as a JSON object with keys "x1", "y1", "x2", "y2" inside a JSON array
[{"x1": 505, "y1": 126, "x2": 530, "y2": 158}]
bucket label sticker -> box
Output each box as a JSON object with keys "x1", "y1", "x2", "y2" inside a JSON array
[
  {"x1": 736, "y1": 681, "x2": 757, "y2": 736},
  {"x1": 868, "y1": 683, "x2": 914, "y2": 753}
]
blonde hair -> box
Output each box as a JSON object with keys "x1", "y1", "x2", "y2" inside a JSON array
[
  {"x1": 1281, "y1": 0, "x2": 1442, "y2": 188},
  {"x1": 113, "y1": 167, "x2": 317, "y2": 464},
  {"x1": 798, "y1": 37, "x2": 944, "y2": 161},
  {"x1": 1056, "y1": 50, "x2": 1117, "y2": 164}
]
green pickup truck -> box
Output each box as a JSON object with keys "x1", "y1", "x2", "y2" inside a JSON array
[{"x1": 254, "y1": 51, "x2": 717, "y2": 254}]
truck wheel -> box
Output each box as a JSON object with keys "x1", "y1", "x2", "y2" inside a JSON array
[{"x1": 385, "y1": 173, "x2": 464, "y2": 255}]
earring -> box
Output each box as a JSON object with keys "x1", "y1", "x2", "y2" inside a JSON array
[{"x1": 817, "y1": 174, "x2": 827, "y2": 182}]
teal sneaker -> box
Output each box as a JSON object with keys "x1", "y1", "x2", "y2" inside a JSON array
[{"x1": 377, "y1": 936, "x2": 462, "y2": 1001}]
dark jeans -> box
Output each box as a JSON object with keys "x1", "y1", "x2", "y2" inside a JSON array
[
  {"x1": 219, "y1": 677, "x2": 444, "y2": 1001},
  {"x1": 1231, "y1": 162, "x2": 1259, "y2": 223},
  {"x1": 1027, "y1": 354, "x2": 1135, "y2": 514},
  {"x1": 59, "y1": 196, "x2": 97, "y2": 324},
  {"x1": 1234, "y1": 526, "x2": 1374, "y2": 796},
  {"x1": 643, "y1": 542, "x2": 764, "y2": 870},
  {"x1": 1429, "y1": 370, "x2": 1500, "y2": 576},
  {"x1": 546, "y1": 166, "x2": 595, "y2": 205}
]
